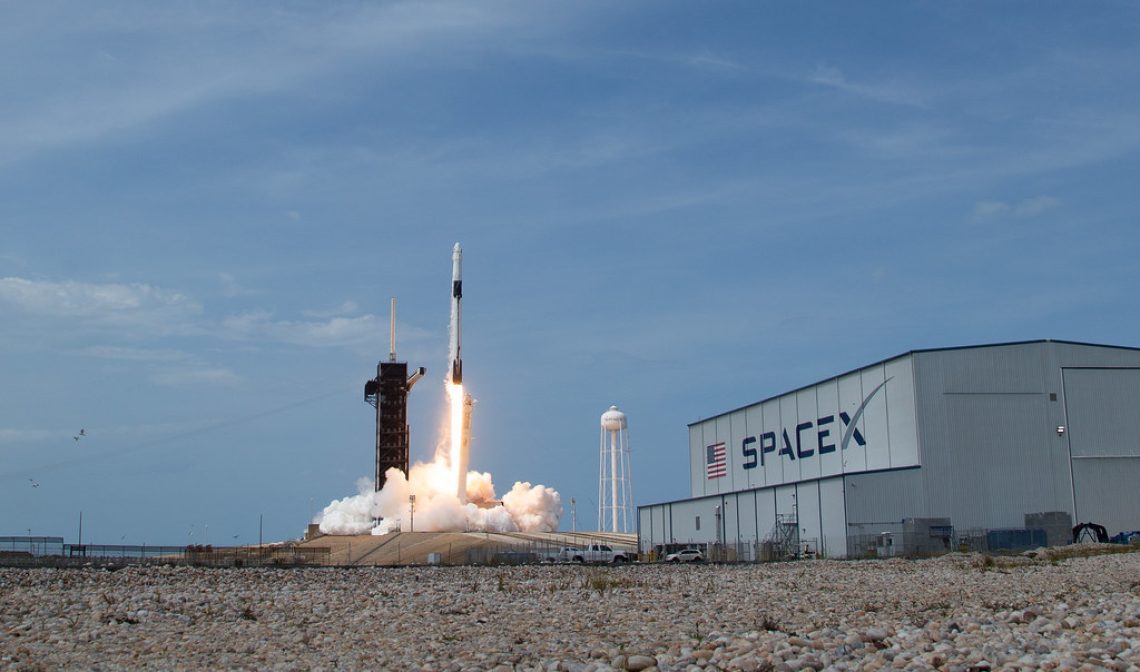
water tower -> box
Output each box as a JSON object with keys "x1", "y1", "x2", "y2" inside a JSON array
[{"x1": 598, "y1": 405, "x2": 634, "y2": 533}]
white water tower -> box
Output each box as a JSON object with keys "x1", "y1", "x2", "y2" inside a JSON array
[{"x1": 598, "y1": 405, "x2": 634, "y2": 533}]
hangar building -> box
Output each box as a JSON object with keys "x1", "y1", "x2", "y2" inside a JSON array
[{"x1": 638, "y1": 340, "x2": 1140, "y2": 559}]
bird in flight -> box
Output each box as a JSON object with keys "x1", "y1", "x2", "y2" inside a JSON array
[
  {"x1": 28, "y1": 479, "x2": 39, "y2": 488},
  {"x1": 74, "y1": 428, "x2": 87, "y2": 441}
]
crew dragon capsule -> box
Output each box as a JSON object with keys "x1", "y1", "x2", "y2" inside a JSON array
[{"x1": 449, "y1": 242, "x2": 463, "y2": 385}]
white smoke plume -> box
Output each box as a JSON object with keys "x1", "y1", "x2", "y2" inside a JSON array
[
  {"x1": 315, "y1": 244, "x2": 564, "y2": 536},
  {"x1": 315, "y1": 461, "x2": 562, "y2": 535}
]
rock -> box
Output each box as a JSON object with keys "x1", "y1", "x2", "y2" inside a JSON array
[
  {"x1": 727, "y1": 655, "x2": 761, "y2": 672},
  {"x1": 624, "y1": 656, "x2": 656, "y2": 672},
  {"x1": 2, "y1": 555, "x2": 1138, "y2": 670},
  {"x1": 862, "y1": 628, "x2": 889, "y2": 643}
]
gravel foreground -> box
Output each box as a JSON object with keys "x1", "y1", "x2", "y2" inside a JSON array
[{"x1": 2, "y1": 552, "x2": 1138, "y2": 671}]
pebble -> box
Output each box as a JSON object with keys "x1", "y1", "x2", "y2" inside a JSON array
[{"x1": 1, "y1": 552, "x2": 1138, "y2": 670}]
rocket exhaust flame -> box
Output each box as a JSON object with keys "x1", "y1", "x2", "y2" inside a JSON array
[
  {"x1": 448, "y1": 242, "x2": 467, "y2": 501},
  {"x1": 312, "y1": 241, "x2": 560, "y2": 533},
  {"x1": 448, "y1": 382, "x2": 465, "y2": 502},
  {"x1": 313, "y1": 242, "x2": 563, "y2": 535}
]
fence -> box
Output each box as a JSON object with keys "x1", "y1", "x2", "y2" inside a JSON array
[
  {"x1": 846, "y1": 526, "x2": 1053, "y2": 558},
  {"x1": 0, "y1": 537, "x2": 329, "y2": 568},
  {"x1": 0, "y1": 536, "x2": 65, "y2": 558},
  {"x1": 449, "y1": 539, "x2": 639, "y2": 566}
]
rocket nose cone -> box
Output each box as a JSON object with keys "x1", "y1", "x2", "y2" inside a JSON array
[{"x1": 453, "y1": 242, "x2": 462, "y2": 253}]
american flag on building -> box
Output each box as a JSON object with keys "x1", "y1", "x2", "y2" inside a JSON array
[{"x1": 706, "y1": 442, "x2": 727, "y2": 479}]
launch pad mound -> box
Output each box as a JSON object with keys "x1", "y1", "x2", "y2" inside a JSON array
[{"x1": 298, "y1": 530, "x2": 637, "y2": 566}]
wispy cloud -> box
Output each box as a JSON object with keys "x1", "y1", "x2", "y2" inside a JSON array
[
  {"x1": 302, "y1": 301, "x2": 360, "y2": 319},
  {"x1": 150, "y1": 366, "x2": 241, "y2": 387},
  {"x1": 809, "y1": 65, "x2": 927, "y2": 108},
  {"x1": 0, "y1": 418, "x2": 231, "y2": 448},
  {"x1": 75, "y1": 345, "x2": 238, "y2": 387},
  {"x1": 218, "y1": 272, "x2": 259, "y2": 298},
  {"x1": 2, "y1": 275, "x2": 429, "y2": 360},
  {"x1": 684, "y1": 52, "x2": 746, "y2": 72},
  {"x1": 0, "y1": 277, "x2": 201, "y2": 334},
  {"x1": 76, "y1": 345, "x2": 190, "y2": 362},
  {"x1": 0, "y1": 2, "x2": 531, "y2": 165},
  {"x1": 0, "y1": 428, "x2": 72, "y2": 445},
  {"x1": 221, "y1": 311, "x2": 415, "y2": 350},
  {"x1": 973, "y1": 196, "x2": 1061, "y2": 219}
]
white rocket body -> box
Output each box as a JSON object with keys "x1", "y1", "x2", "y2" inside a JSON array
[{"x1": 449, "y1": 242, "x2": 463, "y2": 384}]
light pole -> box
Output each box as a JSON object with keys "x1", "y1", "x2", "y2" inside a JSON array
[
  {"x1": 714, "y1": 505, "x2": 721, "y2": 561},
  {"x1": 723, "y1": 500, "x2": 730, "y2": 559}
]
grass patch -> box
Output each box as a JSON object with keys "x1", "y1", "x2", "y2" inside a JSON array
[{"x1": 1038, "y1": 543, "x2": 1140, "y2": 561}]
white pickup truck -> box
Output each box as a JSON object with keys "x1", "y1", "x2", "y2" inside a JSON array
[{"x1": 556, "y1": 544, "x2": 630, "y2": 564}]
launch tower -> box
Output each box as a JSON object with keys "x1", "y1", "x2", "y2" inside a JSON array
[{"x1": 365, "y1": 298, "x2": 424, "y2": 491}]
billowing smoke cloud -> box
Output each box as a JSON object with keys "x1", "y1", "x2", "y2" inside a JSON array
[
  {"x1": 316, "y1": 244, "x2": 563, "y2": 536},
  {"x1": 315, "y1": 461, "x2": 562, "y2": 535}
]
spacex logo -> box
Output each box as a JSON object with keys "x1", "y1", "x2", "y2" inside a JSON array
[{"x1": 733, "y1": 377, "x2": 891, "y2": 472}]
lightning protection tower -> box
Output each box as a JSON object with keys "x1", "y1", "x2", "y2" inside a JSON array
[
  {"x1": 364, "y1": 298, "x2": 424, "y2": 491},
  {"x1": 598, "y1": 405, "x2": 634, "y2": 533}
]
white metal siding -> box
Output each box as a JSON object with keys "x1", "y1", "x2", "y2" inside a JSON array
[
  {"x1": 819, "y1": 477, "x2": 847, "y2": 558},
  {"x1": 838, "y1": 372, "x2": 868, "y2": 473},
  {"x1": 1062, "y1": 367, "x2": 1140, "y2": 534},
  {"x1": 797, "y1": 480, "x2": 822, "y2": 553},
  {"x1": 778, "y1": 394, "x2": 798, "y2": 483},
  {"x1": 885, "y1": 357, "x2": 920, "y2": 467},
  {"x1": 775, "y1": 485, "x2": 797, "y2": 523},
  {"x1": 760, "y1": 398, "x2": 782, "y2": 485},
  {"x1": 817, "y1": 380, "x2": 843, "y2": 477},
  {"x1": 657, "y1": 342, "x2": 1140, "y2": 558},
  {"x1": 756, "y1": 488, "x2": 777, "y2": 540},
  {"x1": 670, "y1": 501, "x2": 703, "y2": 544},
  {"x1": 735, "y1": 490, "x2": 759, "y2": 543},
  {"x1": 844, "y1": 468, "x2": 926, "y2": 534},
  {"x1": 638, "y1": 508, "x2": 654, "y2": 553},
  {"x1": 1063, "y1": 368, "x2": 1140, "y2": 458},
  {"x1": 716, "y1": 415, "x2": 733, "y2": 494},
  {"x1": 913, "y1": 344, "x2": 1066, "y2": 529},
  {"x1": 688, "y1": 356, "x2": 919, "y2": 497},
  {"x1": 941, "y1": 394, "x2": 1054, "y2": 528},
  {"x1": 745, "y1": 404, "x2": 765, "y2": 489},
  {"x1": 728, "y1": 410, "x2": 747, "y2": 493},
  {"x1": 689, "y1": 427, "x2": 704, "y2": 497},
  {"x1": 861, "y1": 366, "x2": 890, "y2": 471},
  {"x1": 1070, "y1": 459, "x2": 1140, "y2": 535},
  {"x1": 797, "y1": 387, "x2": 820, "y2": 482}
]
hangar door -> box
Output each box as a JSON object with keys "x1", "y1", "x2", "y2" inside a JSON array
[{"x1": 1063, "y1": 367, "x2": 1140, "y2": 535}]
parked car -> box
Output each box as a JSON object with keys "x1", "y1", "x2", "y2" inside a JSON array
[
  {"x1": 547, "y1": 544, "x2": 631, "y2": 564},
  {"x1": 664, "y1": 548, "x2": 704, "y2": 563},
  {"x1": 547, "y1": 547, "x2": 581, "y2": 563},
  {"x1": 575, "y1": 544, "x2": 630, "y2": 564}
]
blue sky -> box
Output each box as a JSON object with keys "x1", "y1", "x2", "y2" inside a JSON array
[{"x1": 2, "y1": 2, "x2": 1139, "y2": 545}]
